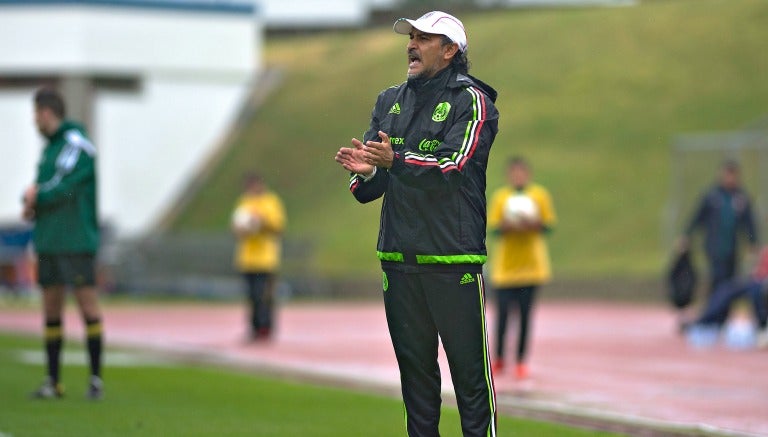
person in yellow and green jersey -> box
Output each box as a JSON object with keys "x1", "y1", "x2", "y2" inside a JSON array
[
  {"x1": 231, "y1": 172, "x2": 285, "y2": 342},
  {"x1": 488, "y1": 156, "x2": 556, "y2": 379}
]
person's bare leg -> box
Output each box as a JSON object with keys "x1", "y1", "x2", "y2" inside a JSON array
[
  {"x1": 74, "y1": 286, "x2": 101, "y2": 321},
  {"x1": 42, "y1": 286, "x2": 66, "y2": 320}
]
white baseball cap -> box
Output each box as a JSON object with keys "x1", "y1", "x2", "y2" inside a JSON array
[{"x1": 393, "y1": 11, "x2": 468, "y2": 53}]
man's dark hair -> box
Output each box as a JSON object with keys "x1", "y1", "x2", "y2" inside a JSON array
[
  {"x1": 441, "y1": 35, "x2": 470, "y2": 74},
  {"x1": 721, "y1": 158, "x2": 740, "y2": 173},
  {"x1": 34, "y1": 87, "x2": 66, "y2": 119},
  {"x1": 508, "y1": 155, "x2": 529, "y2": 169},
  {"x1": 244, "y1": 170, "x2": 264, "y2": 186}
]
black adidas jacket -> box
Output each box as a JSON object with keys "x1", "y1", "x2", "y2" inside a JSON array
[{"x1": 349, "y1": 66, "x2": 500, "y2": 273}]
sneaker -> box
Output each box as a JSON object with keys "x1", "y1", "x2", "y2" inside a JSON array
[
  {"x1": 515, "y1": 363, "x2": 529, "y2": 380},
  {"x1": 491, "y1": 358, "x2": 505, "y2": 375},
  {"x1": 247, "y1": 327, "x2": 273, "y2": 343},
  {"x1": 87, "y1": 376, "x2": 104, "y2": 400},
  {"x1": 30, "y1": 378, "x2": 64, "y2": 399},
  {"x1": 256, "y1": 327, "x2": 272, "y2": 340}
]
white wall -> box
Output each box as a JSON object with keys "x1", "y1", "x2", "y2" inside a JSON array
[
  {"x1": 259, "y1": 0, "x2": 404, "y2": 29},
  {"x1": 0, "y1": 89, "x2": 40, "y2": 224},
  {"x1": 95, "y1": 76, "x2": 251, "y2": 235},
  {"x1": 261, "y1": 0, "x2": 367, "y2": 28},
  {"x1": 0, "y1": 1, "x2": 260, "y2": 236},
  {"x1": 0, "y1": 5, "x2": 257, "y2": 76}
]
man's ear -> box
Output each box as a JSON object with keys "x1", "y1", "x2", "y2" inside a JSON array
[{"x1": 442, "y1": 42, "x2": 459, "y2": 61}]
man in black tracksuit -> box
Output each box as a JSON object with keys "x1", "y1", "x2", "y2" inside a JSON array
[{"x1": 335, "y1": 11, "x2": 499, "y2": 437}]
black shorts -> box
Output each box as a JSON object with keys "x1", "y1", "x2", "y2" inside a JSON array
[{"x1": 38, "y1": 253, "x2": 97, "y2": 288}]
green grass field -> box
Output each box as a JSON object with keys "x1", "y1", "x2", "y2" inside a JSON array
[
  {"x1": 171, "y1": 0, "x2": 768, "y2": 281},
  {"x1": 0, "y1": 333, "x2": 622, "y2": 436}
]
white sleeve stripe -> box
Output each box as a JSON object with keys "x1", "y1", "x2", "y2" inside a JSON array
[
  {"x1": 56, "y1": 143, "x2": 81, "y2": 172},
  {"x1": 38, "y1": 172, "x2": 63, "y2": 192},
  {"x1": 37, "y1": 130, "x2": 95, "y2": 194},
  {"x1": 39, "y1": 144, "x2": 78, "y2": 193}
]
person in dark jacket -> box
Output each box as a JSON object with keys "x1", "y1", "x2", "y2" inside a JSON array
[
  {"x1": 23, "y1": 87, "x2": 103, "y2": 400},
  {"x1": 678, "y1": 159, "x2": 759, "y2": 326},
  {"x1": 335, "y1": 11, "x2": 499, "y2": 437}
]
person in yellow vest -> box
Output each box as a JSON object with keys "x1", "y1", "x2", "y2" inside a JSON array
[
  {"x1": 231, "y1": 172, "x2": 285, "y2": 341},
  {"x1": 488, "y1": 156, "x2": 556, "y2": 379}
]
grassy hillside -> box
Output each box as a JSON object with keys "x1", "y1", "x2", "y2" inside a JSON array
[{"x1": 173, "y1": 0, "x2": 768, "y2": 280}]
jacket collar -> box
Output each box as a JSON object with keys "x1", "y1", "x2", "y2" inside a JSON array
[
  {"x1": 47, "y1": 120, "x2": 79, "y2": 141},
  {"x1": 405, "y1": 66, "x2": 499, "y2": 104}
]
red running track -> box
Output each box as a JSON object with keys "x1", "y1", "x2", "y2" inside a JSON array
[{"x1": 1, "y1": 300, "x2": 766, "y2": 436}]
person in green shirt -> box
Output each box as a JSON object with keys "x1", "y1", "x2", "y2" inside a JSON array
[{"x1": 23, "y1": 87, "x2": 103, "y2": 400}]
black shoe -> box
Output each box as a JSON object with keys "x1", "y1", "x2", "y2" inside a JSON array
[{"x1": 30, "y1": 378, "x2": 64, "y2": 399}]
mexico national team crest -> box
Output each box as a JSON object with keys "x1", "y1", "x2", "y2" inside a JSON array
[{"x1": 432, "y1": 102, "x2": 451, "y2": 122}]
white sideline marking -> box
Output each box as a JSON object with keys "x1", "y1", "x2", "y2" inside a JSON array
[{"x1": 15, "y1": 350, "x2": 174, "y2": 368}]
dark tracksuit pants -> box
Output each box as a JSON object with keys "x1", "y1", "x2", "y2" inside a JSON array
[
  {"x1": 708, "y1": 253, "x2": 737, "y2": 326},
  {"x1": 495, "y1": 285, "x2": 538, "y2": 363},
  {"x1": 698, "y1": 278, "x2": 768, "y2": 330},
  {"x1": 243, "y1": 272, "x2": 274, "y2": 335},
  {"x1": 383, "y1": 268, "x2": 497, "y2": 437}
]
